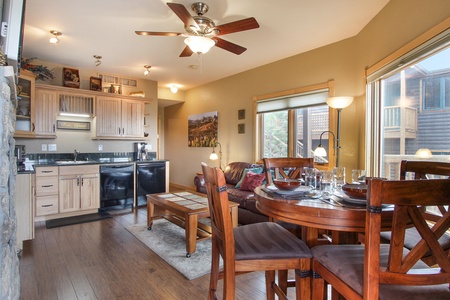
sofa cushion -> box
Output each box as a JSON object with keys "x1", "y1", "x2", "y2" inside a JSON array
[
  {"x1": 235, "y1": 167, "x2": 264, "y2": 188},
  {"x1": 239, "y1": 171, "x2": 266, "y2": 192},
  {"x1": 224, "y1": 162, "x2": 263, "y2": 185}
]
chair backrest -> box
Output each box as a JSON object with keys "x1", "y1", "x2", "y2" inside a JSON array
[
  {"x1": 400, "y1": 160, "x2": 450, "y2": 221},
  {"x1": 201, "y1": 162, "x2": 235, "y2": 260},
  {"x1": 263, "y1": 157, "x2": 314, "y2": 185},
  {"x1": 364, "y1": 178, "x2": 450, "y2": 299}
]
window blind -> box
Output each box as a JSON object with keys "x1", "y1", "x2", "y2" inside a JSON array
[{"x1": 256, "y1": 89, "x2": 329, "y2": 114}]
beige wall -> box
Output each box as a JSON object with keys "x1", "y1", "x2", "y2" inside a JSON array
[
  {"x1": 164, "y1": 0, "x2": 450, "y2": 188},
  {"x1": 16, "y1": 59, "x2": 159, "y2": 155}
]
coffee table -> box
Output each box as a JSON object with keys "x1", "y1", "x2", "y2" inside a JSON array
[{"x1": 147, "y1": 191, "x2": 239, "y2": 257}]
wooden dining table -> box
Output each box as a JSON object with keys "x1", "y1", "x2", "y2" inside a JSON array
[{"x1": 254, "y1": 186, "x2": 396, "y2": 247}]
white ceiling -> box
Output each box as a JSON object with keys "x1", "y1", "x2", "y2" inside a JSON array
[{"x1": 22, "y1": 0, "x2": 390, "y2": 91}]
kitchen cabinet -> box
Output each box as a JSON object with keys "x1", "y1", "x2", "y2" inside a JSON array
[
  {"x1": 14, "y1": 173, "x2": 35, "y2": 250},
  {"x1": 35, "y1": 166, "x2": 59, "y2": 216},
  {"x1": 15, "y1": 69, "x2": 36, "y2": 138},
  {"x1": 95, "y1": 96, "x2": 144, "y2": 139},
  {"x1": 35, "y1": 87, "x2": 58, "y2": 137},
  {"x1": 59, "y1": 165, "x2": 100, "y2": 213}
]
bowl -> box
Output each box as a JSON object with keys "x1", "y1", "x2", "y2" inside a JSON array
[
  {"x1": 342, "y1": 183, "x2": 367, "y2": 199},
  {"x1": 273, "y1": 178, "x2": 302, "y2": 190}
]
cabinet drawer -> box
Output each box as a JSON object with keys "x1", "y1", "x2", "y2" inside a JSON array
[
  {"x1": 59, "y1": 164, "x2": 99, "y2": 175},
  {"x1": 36, "y1": 195, "x2": 58, "y2": 216},
  {"x1": 35, "y1": 166, "x2": 59, "y2": 176},
  {"x1": 35, "y1": 176, "x2": 58, "y2": 196}
]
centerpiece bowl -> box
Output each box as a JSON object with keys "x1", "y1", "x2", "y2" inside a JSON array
[
  {"x1": 342, "y1": 183, "x2": 367, "y2": 199},
  {"x1": 273, "y1": 178, "x2": 302, "y2": 190}
]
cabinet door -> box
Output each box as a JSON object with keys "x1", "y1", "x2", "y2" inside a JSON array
[
  {"x1": 80, "y1": 174, "x2": 99, "y2": 210},
  {"x1": 122, "y1": 99, "x2": 144, "y2": 137},
  {"x1": 59, "y1": 175, "x2": 81, "y2": 213},
  {"x1": 96, "y1": 96, "x2": 122, "y2": 137},
  {"x1": 35, "y1": 88, "x2": 58, "y2": 136},
  {"x1": 15, "y1": 69, "x2": 36, "y2": 137}
]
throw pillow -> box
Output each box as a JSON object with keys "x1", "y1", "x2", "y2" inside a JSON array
[
  {"x1": 235, "y1": 167, "x2": 264, "y2": 188},
  {"x1": 239, "y1": 171, "x2": 266, "y2": 192}
]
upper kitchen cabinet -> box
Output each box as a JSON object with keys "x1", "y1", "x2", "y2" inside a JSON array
[
  {"x1": 34, "y1": 87, "x2": 58, "y2": 137},
  {"x1": 15, "y1": 69, "x2": 36, "y2": 138},
  {"x1": 95, "y1": 95, "x2": 144, "y2": 139}
]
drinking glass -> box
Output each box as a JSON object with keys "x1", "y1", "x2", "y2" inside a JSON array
[
  {"x1": 304, "y1": 167, "x2": 320, "y2": 190},
  {"x1": 333, "y1": 167, "x2": 346, "y2": 190},
  {"x1": 352, "y1": 169, "x2": 366, "y2": 184},
  {"x1": 321, "y1": 170, "x2": 334, "y2": 197}
]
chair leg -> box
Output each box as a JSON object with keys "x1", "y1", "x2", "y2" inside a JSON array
[
  {"x1": 311, "y1": 271, "x2": 325, "y2": 300},
  {"x1": 265, "y1": 270, "x2": 276, "y2": 300},
  {"x1": 209, "y1": 239, "x2": 220, "y2": 300},
  {"x1": 278, "y1": 270, "x2": 288, "y2": 294},
  {"x1": 295, "y1": 259, "x2": 311, "y2": 300}
]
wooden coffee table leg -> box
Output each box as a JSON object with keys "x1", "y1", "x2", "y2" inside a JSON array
[
  {"x1": 147, "y1": 201, "x2": 155, "y2": 230},
  {"x1": 185, "y1": 214, "x2": 198, "y2": 257}
]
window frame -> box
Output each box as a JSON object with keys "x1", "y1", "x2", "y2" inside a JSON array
[{"x1": 253, "y1": 80, "x2": 336, "y2": 169}]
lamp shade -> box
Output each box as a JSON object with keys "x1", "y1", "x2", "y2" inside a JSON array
[
  {"x1": 326, "y1": 96, "x2": 354, "y2": 109},
  {"x1": 415, "y1": 148, "x2": 432, "y2": 158},
  {"x1": 184, "y1": 36, "x2": 215, "y2": 54},
  {"x1": 314, "y1": 146, "x2": 328, "y2": 157},
  {"x1": 209, "y1": 152, "x2": 218, "y2": 160}
]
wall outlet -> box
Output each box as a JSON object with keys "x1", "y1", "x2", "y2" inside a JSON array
[
  {"x1": 41, "y1": 144, "x2": 47, "y2": 151},
  {"x1": 48, "y1": 144, "x2": 57, "y2": 151},
  {"x1": 98, "y1": 144, "x2": 103, "y2": 151}
]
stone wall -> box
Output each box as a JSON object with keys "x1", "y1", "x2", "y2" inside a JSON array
[{"x1": 0, "y1": 66, "x2": 20, "y2": 299}]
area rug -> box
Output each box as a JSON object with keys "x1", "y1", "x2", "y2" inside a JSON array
[
  {"x1": 46, "y1": 211, "x2": 112, "y2": 229},
  {"x1": 125, "y1": 219, "x2": 221, "y2": 280}
]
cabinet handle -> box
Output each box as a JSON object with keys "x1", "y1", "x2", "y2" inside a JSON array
[
  {"x1": 81, "y1": 178, "x2": 84, "y2": 186},
  {"x1": 77, "y1": 178, "x2": 80, "y2": 186},
  {"x1": 42, "y1": 171, "x2": 54, "y2": 173},
  {"x1": 53, "y1": 124, "x2": 56, "y2": 133},
  {"x1": 42, "y1": 204, "x2": 53, "y2": 207},
  {"x1": 122, "y1": 128, "x2": 124, "y2": 135},
  {"x1": 118, "y1": 127, "x2": 121, "y2": 134},
  {"x1": 32, "y1": 123, "x2": 35, "y2": 132},
  {"x1": 42, "y1": 185, "x2": 53, "y2": 188}
]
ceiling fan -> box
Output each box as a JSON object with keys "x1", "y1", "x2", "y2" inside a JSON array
[{"x1": 135, "y1": 2, "x2": 259, "y2": 57}]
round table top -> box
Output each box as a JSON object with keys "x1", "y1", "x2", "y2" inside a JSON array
[{"x1": 254, "y1": 186, "x2": 395, "y2": 233}]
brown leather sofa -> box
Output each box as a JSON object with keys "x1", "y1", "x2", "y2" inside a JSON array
[{"x1": 194, "y1": 162, "x2": 269, "y2": 225}]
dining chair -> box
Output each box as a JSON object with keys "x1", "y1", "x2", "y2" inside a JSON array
[
  {"x1": 311, "y1": 178, "x2": 450, "y2": 300},
  {"x1": 379, "y1": 160, "x2": 450, "y2": 266},
  {"x1": 201, "y1": 162, "x2": 312, "y2": 300},
  {"x1": 263, "y1": 157, "x2": 314, "y2": 185}
]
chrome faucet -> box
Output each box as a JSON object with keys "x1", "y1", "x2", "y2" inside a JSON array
[{"x1": 74, "y1": 150, "x2": 80, "y2": 161}]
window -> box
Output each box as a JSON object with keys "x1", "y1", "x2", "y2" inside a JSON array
[
  {"x1": 366, "y1": 21, "x2": 450, "y2": 179},
  {"x1": 254, "y1": 81, "x2": 335, "y2": 165}
]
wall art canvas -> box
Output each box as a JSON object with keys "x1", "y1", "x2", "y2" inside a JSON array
[
  {"x1": 63, "y1": 67, "x2": 80, "y2": 88},
  {"x1": 188, "y1": 111, "x2": 218, "y2": 147}
]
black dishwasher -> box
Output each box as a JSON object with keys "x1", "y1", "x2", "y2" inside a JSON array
[
  {"x1": 100, "y1": 164, "x2": 135, "y2": 210},
  {"x1": 136, "y1": 161, "x2": 166, "y2": 207}
]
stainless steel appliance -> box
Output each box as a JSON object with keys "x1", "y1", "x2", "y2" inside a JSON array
[
  {"x1": 134, "y1": 142, "x2": 148, "y2": 161},
  {"x1": 100, "y1": 164, "x2": 134, "y2": 210},
  {"x1": 136, "y1": 161, "x2": 166, "y2": 206},
  {"x1": 14, "y1": 145, "x2": 26, "y2": 172}
]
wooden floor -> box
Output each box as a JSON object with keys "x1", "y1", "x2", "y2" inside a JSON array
[{"x1": 19, "y1": 203, "x2": 283, "y2": 299}]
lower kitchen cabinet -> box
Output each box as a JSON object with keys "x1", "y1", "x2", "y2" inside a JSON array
[
  {"x1": 35, "y1": 166, "x2": 59, "y2": 216},
  {"x1": 59, "y1": 165, "x2": 100, "y2": 213},
  {"x1": 15, "y1": 173, "x2": 35, "y2": 250}
]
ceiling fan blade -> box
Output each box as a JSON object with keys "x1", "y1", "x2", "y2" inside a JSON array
[
  {"x1": 179, "y1": 46, "x2": 194, "y2": 57},
  {"x1": 212, "y1": 37, "x2": 247, "y2": 55},
  {"x1": 214, "y1": 17, "x2": 259, "y2": 36},
  {"x1": 135, "y1": 31, "x2": 182, "y2": 36},
  {"x1": 167, "y1": 3, "x2": 199, "y2": 31}
]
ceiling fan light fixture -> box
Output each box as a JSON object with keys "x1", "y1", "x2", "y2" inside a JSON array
[
  {"x1": 49, "y1": 30, "x2": 61, "y2": 44},
  {"x1": 144, "y1": 65, "x2": 151, "y2": 76},
  {"x1": 184, "y1": 36, "x2": 215, "y2": 54}
]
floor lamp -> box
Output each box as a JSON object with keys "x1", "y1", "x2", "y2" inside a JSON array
[
  {"x1": 209, "y1": 142, "x2": 222, "y2": 170},
  {"x1": 314, "y1": 96, "x2": 353, "y2": 167}
]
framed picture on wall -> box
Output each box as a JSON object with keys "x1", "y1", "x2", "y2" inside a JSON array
[
  {"x1": 238, "y1": 123, "x2": 245, "y2": 134},
  {"x1": 63, "y1": 67, "x2": 80, "y2": 88},
  {"x1": 90, "y1": 76, "x2": 102, "y2": 91},
  {"x1": 238, "y1": 109, "x2": 245, "y2": 120},
  {"x1": 188, "y1": 111, "x2": 218, "y2": 147}
]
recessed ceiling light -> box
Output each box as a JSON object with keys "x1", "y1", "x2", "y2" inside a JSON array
[{"x1": 188, "y1": 64, "x2": 199, "y2": 69}]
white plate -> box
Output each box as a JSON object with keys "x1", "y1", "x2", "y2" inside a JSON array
[
  {"x1": 266, "y1": 185, "x2": 310, "y2": 195},
  {"x1": 334, "y1": 192, "x2": 367, "y2": 205}
]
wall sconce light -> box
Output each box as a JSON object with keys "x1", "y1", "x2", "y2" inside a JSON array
[
  {"x1": 184, "y1": 36, "x2": 215, "y2": 54},
  {"x1": 209, "y1": 141, "x2": 222, "y2": 170},
  {"x1": 314, "y1": 96, "x2": 354, "y2": 167},
  {"x1": 93, "y1": 55, "x2": 102, "y2": 66},
  {"x1": 415, "y1": 148, "x2": 432, "y2": 158},
  {"x1": 49, "y1": 30, "x2": 62, "y2": 44},
  {"x1": 168, "y1": 84, "x2": 180, "y2": 93},
  {"x1": 144, "y1": 65, "x2": 151, "y2": 76}
]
